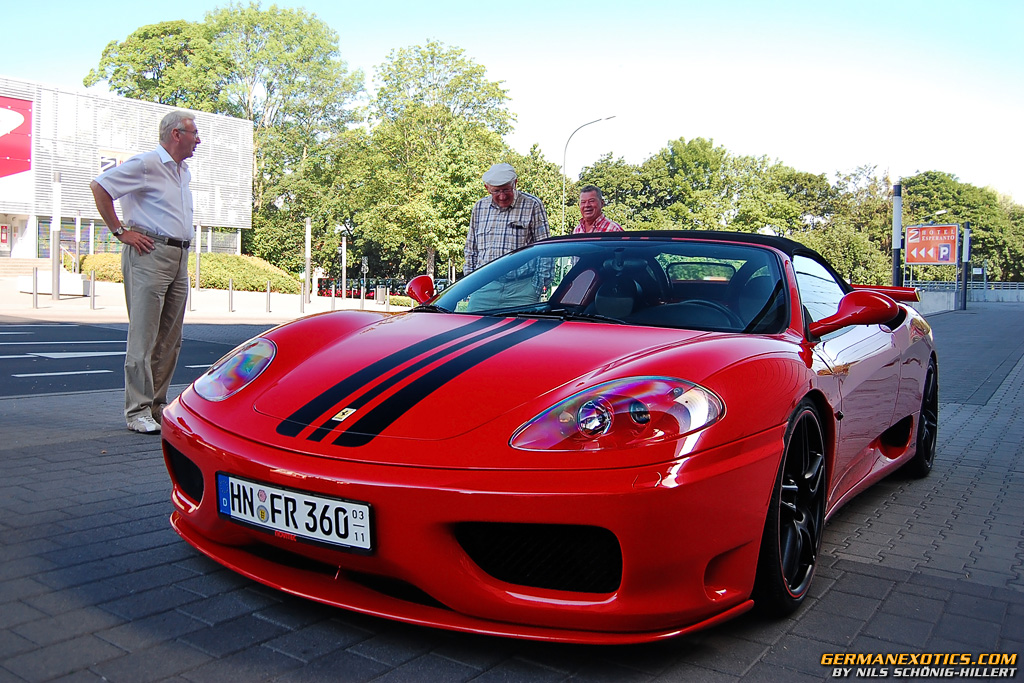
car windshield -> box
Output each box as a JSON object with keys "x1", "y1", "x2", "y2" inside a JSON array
[{"x1": 430, "y1": 238, "x2": 788, "y2": 333}]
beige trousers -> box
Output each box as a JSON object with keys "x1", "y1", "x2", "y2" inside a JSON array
[{"x1": 121, "y1": 242, "x2": 189, "y2": 422}]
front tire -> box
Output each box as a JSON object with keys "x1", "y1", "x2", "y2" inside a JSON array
[{"x1": 753, "y1": 400, "x2": 826, "y2": 616}]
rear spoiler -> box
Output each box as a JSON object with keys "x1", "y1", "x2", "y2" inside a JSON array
[{"x1": 850, "y1": 284, "x2": 920, "y2": 303}]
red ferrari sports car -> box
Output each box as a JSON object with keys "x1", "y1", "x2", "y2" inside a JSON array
[{"x1": 161, "y1": 230, "x2": 937, "y2": 644}]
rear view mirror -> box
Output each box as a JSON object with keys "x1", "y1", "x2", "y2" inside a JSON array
[
  {"x1": 808, "y1": 290, "x2": 899, "y2": 338},
  {"x1": 406, "y1": 275, "x2": 435, "y2": 304}
]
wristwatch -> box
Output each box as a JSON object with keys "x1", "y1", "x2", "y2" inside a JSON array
[{"x1": 113, "y1": 226, "x2": 126, "y2": 237}]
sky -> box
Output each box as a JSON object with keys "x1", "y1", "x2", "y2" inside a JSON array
[{"x1": 4, "y1": 0, "x2": 1023, "y2": 202}]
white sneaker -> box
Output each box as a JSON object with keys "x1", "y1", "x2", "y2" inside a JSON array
[{"x1": 128, "y1": 415, "x2": 161, "y2": 434}]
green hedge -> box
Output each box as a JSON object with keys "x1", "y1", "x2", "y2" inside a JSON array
[
  {"x1": 76, "y1": 254, "x2": 123, "y2": 282},
  {"x1": 75, "y1": 253, "x2": 302, "y2": 294},
  {"x1": 388, "y1": 295, "x2": 414, "y2": 308}
]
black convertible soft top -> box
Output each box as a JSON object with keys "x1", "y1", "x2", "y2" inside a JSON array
[{"x1": 545, "y1": 229, "x2": 821, "y2": 260}]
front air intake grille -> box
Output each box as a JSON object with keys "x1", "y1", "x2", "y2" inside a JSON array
[
  {"x1": 344, "y1": 571, "x2": 450, "y2": 610},
  {"x1": 245, "y1": 545, "x2": 449, "y2": 610},
  {"x1": 455, "y1": 522, "x2": 622, "y2": 593},
  {"x1": 164, "y1": 442, "x2": 204, "y2": 504}
]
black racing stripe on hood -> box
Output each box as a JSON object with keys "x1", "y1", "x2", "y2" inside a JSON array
[
  {"x1": 332, "y1": 319, "x2": 561, "y2": 448},
  {"x1": 276, "y1": 317, "x2": 506, "y2": 437},
  {"x1": 306, "y1": 319, "x2": 522, "y2": 442}
]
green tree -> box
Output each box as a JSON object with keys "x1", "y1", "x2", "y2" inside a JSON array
[
  {"x1": 359, "y1": 41, "x2": 512, "y2": 278},
  {"x1": 84, "y1": 3, "x2": 367, "y2": 277},
  {"x1": 499, "y1": 145, "x2": 564, "y2": 233},
  {"x1": 83, "y1": 20, "x2": 230, "y2": 111},
  {"x1": 207, "y1": 2, "x2": 365, "y2": 211},
  {"x1": 829, "y1": 167, "x2": 894, "y2": 257},
  {"x1": 245, "y1": 128, "x2": 374, "y2": 277},
  {"x1": 728, "y1": 157, "x2": 805, "y2": 234},
  {"x1": 578, "y1": 154, "x2": 647, "y2": 231},
  {"x1": 901, "y1": 171, "x2": 1020, "y2": 281},
  {"x1": 637, "y1": 137, "x2": 736, "y2": 229},
  {"x1": 775, "y1": 168, "x2": 839, "y2": 229},
  {"x1": 358, "y1": 104, "x2": 501, "y2": 279},
  {"x1": 372, "y1": 40, "x2": 513, "y2": 135},
  {"x1": 798, "y1": 218, "x2": 890, "y2": 285},
  {"x1": 996, "y1": 196, "x2": 1024, "y2": 281}
]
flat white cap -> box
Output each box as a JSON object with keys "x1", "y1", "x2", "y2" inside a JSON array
[{"x1": 482, "y1": 163, "x2": 517, "y2": 185}]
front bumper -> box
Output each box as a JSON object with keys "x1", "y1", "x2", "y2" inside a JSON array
[{"x1": 161, "y1": 396, "x2": 784, "y2": 644}]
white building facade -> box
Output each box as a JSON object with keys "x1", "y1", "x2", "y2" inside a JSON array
[{"x1": 0, "y1": 76, "x2": 252, "y2": 259}]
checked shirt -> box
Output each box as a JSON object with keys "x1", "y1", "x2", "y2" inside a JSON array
[
  {"x1": 573, "y1": 214, "x2": 623, "y2": 234},
  {"x1": 464, "y1": 190, "x2": 550, "y2": 275}
]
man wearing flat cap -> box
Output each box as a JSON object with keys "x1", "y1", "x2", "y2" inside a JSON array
[{"x1": 464, "y1": 163, "x2": 550, "y2": 308}]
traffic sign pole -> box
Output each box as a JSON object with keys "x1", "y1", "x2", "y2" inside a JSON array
[{"x1": 960, "y1": 223, "x2": 971, "y2": 310}]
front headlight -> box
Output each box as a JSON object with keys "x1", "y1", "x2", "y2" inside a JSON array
[
  {"x1": 509, "y1": 376, "x2": 724, "y2": 452},
  {"x1": 193, "y1": 337, "x2": 276, "y2": 401}
]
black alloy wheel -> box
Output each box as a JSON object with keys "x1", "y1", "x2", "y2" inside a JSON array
[
  {"x1": 903, "y1": 358, "x2": 938, "y2": 478},
  {"x1": 753, "y1": 400, "x2": 826, "y2": 616}
]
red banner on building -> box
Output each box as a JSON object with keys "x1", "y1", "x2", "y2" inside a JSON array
[
  {"x1": 0, "y1": 96, "x2": 33, "y2": 179},
  {"x1": 906, "y1": 224, "x2": 959, "y2": 265}
]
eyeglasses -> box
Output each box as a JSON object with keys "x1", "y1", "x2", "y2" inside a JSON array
[
  {"x1": 176, "y1": 127, "x2": 201, "y2": 139},
  {"x1": 487, "y1": 186, "x2": 515, "y2": 197}
]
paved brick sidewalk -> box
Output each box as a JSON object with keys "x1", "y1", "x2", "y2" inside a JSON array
[{"x1": 1, "y1": 304, "x2": 1022, "y2": 682}]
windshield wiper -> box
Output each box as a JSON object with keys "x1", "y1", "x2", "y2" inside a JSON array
[
  {"x1": 516, "y1": 308, "x2": 626, "y2": 325},
  {"x1": 411, "y1": 304, "x2": 451, "y2": 313}
]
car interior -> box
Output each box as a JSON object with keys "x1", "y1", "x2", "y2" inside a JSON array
[{"x1": 549, "y1": 248, "x2": 788, "y2": 333}]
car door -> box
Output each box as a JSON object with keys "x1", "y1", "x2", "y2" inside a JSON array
[{"x1": 794, "y1": 255, "x2": 902, "y2": 497}]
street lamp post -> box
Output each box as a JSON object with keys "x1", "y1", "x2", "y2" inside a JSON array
[{"x1": 561, "y1": 116, "x2": 615, "y2": 234}]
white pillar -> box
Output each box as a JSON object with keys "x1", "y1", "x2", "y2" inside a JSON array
[
  {"x1": 305, "y1": 218, "x2": 312, "y2": 303},
  {"x1": 74, "y1": 211, "x2": 81, "y2": 273},
  {"x1": 341, "y1": 233, "x2": 347, "y2": 300},
  {"x1": 51, "y1": 172, "x2": 62, "y2": 299},
  {"x1": 195, "y1": 223, "x2": 202, "y2": 292},
  {"x1": 891, "y1": 182, "x2": 903, "y2": 286}
]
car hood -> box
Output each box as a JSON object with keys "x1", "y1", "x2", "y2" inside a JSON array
[{"x1": 253, "y1": 312, "x2": 713, "y2": 448}]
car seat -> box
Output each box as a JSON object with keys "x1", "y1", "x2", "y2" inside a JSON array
[{"x1": 593, "y1": 277, "x2": 638, "y2": 318}]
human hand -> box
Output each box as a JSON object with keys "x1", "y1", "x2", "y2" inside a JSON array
[{"x1": 121, "y1": 229, "x2": 155, "y2": 254}]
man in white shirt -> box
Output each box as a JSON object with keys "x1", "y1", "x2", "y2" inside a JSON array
[{"x1": 90, "y1": 110, "x2": 199, "y2": 434}]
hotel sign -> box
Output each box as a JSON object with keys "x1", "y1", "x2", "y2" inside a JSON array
[{"x1": 906, "y1": 224, "x2": 959, "y2": 265}]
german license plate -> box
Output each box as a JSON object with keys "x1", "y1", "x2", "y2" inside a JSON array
[{"x1": 216, "y1": 473, "x2": 372, "y2": 551}]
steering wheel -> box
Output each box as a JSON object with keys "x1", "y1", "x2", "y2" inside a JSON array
[{"x1": 677, "y1": 299, "x2": 744, "y2": 329}]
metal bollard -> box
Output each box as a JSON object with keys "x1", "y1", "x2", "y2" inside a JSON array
[
  {"x1": 32, "y1": 267, "x2": 38, "y2": 309},
  {"x1": 228, "y1": 278, "x2": 234, "y2": 312},
  {"x1": 266, "y1": 280, "x2": 271, "y2": 313},
  {"x1": 90, "y1": 270, "x2": 96, "y2": 310},
  {"x1": 332, "y1": 282, "x2": 336, "y2": 311}
]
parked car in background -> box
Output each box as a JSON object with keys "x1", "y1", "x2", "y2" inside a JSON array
[{"x1": 317, "y1": 278, "x2": 399, "y2": 299}]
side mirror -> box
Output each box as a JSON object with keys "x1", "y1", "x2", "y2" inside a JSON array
[
  {"x1": 808, "y1": 290, "x2": 899, "y2": 338},
  {"x1": 405, "y1": 275, "x2": 435, "y2": 304}
]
